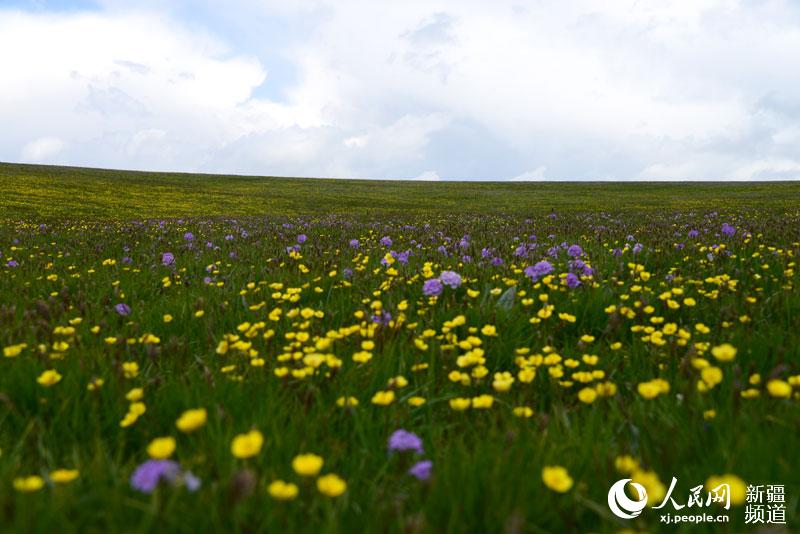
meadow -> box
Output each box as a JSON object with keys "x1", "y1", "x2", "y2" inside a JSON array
[{"x1": 0, "y1": 162, "x2": 799, "y2": 532}]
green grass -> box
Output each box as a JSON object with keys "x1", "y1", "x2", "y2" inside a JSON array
[
  {"x1": 3, "y1": 161, "x2": 800, "y2": 218},
  {"x1": 0, "y1": 163, "x2": 798, "y2": 532}
]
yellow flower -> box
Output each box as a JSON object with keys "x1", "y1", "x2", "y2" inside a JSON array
[
  {"x1": 13, "y1": 476, "x2": 45, "y2": 492},
  {"x1": 705, "y1": 474, "x2": 747, "y2": 506},
  {"x1": 336, "y1": 396, "x2": 359, "y2": 407},
  {"x1": 471, "y1": 394, "x2": 494, "y2": 409},
  {"x1": 577, "y1": 387, "x2": 597, "y2": 404},
  {"x1": 50, "y1": 469, "x2": 79, "y2": 484},
  {"x1": 37, "y1": 369, "x2": 62, "y2": 387},
  {"x1": 268, "y1": 480, "x2": 299, "y2": 501},
  {"x1": 176, "y1": 408, "x2": 207, "y2": 433},
  {"x1": 3, "y1": 343, "x2": 26, "y2": 358},
  {"x1": 126, "y1": 387, "x2": 144, "y2": 402},
  {"x1": 147, "y1": 436, "x2": 176, "y2": 459},
  {"x1": 512, "y1": 406, "x2": 534, "y2": 418},
  {"x1": 408, "y1": 396, "x2": 426, "y2": 407},
  {"x1": 316, "y1": 473, "x2": 347, "y2": 497},
  {"x1": 631, "y1": 469, "x2": 666, "y2": 505},
  {"x1": 163, "y1": 314, "x2": 173, "y2": 323},
  {"x1": 541, "y1": 466, "x2": 573, "y2": 493},
  {"x1": 700, "y1": 366, "x2": 723, "y2": 388},
  {"x1": 371, "y1": 390, "x2": 395, "y2": 405},
  {"x1": 231, "y1": 430, "x2": 264, "y2": 458},
  {"x1": 449, "y1": 397, "x2": 471, "y2": 411},
  {"x1": 614, "y1": 455, "x2": 639, "y2": 474},
  {"x1": 637, "y1": 381, "x2": 661, "y2": 399},
  {"x1": 710, "y1": 343, "x2": 737, "y2": 362},
  {"x1": 481, "y1": 324, "x2": 497, "y2": 336},
  {"x1": 766, "y1": 379, "x2": 792, "y2": 398},
  {"x1": 292, "y1": 453, "x2": 324, "y2": 476}
]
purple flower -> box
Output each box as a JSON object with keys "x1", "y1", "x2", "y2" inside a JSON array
[
  {"x1": 343, "y1": 268, "x2": 353, "y2": 279},
  {"x1": 408, "y1": 460, "x2": 433, "y2": 481},
  {"x1": 161, "y1": 252, "x2": 175, "y2": 266},
  {"x1": 183, "y1": 232, "x2": 194, "y2": 241},
  {"x1": 632, "y1": 243, "x2": 644, "y2": 254},
  {"x1": 130, "y1": 460, "x2": 200, "y2": 494},
  {"x1": 439, "y1": 270, "x2": 462, "y2": 289},
  {"x1": 565, "y1": 272, "x2": 581, "y2": 288},
  {"x1": 423, "y1": 278, "x2": 443, "y2": 297},
  {"x1": 380, "y1": 236, "x2": 392, "y2": 247},
  {"x1": 349, "y1": 239, "x2": 360, "y2": 249},
  {"x1": 567, "y1": 244, "x2": 583, "y2": 258},
  {"x1": 297, "y1": 234, "x2": 307, "y2": 244},
  {"x1": 688, "y1": 229, "x2": 699, "y2": 238},
  {"x1": 130, "y1": 460, "x2": 180, "y2": 493},
  {"x1": 491, "y1": 257, "x2": 504, "y2": 266},
  {"x1": 612, "y1": 248, "x2": 622, "y2": 257},
  {"x1": 388, "y1": 429, "x2": 424, "y2": 454},
  {"x1": 7, "y1": 260, "x2": 19, "y2": 267},
  {"x1": 524, "y1": 260, "x2": 553, "y2": 281},
  {"x1": 115, "y1": 303, "x2": 131, "y2": 316},
  {"x1": 396, "y1": 250, "x2": 410, "y2": 264},
  {"x1": 721, "y1": 223, "x2": 736, "y2": 237}
]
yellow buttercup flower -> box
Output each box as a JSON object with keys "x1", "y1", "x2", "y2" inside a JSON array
[
  {"x1": 542, "y1": 466, "x2": 573, "y2": 493},
  {"x1": 176, "y1": 408, "x2": 207, "y2": 433},
  {"x1": 50, "y1": 469, "x2": 79, "y2": 484},
  {"x1": 37, "y1": 369, "x2": 62, "y2": 387},
  {"x1": 705, "y1": 474, "x2": 747, "y2": 506},
  {"x1": 13, "y1": 476, "x2": 45, "y2": 492},
  {"x1": 316, "y1": 473, "x2": 347, "y2": 497},
  {"x1": 268, "y1": 480, "x2": 299, "y2": 501},
  {"x1": 371, "y1": 390, "x2": 395, "y2": 405},
  {"x1": 711, "y1": 343, "x2": 737, "y2": 362},
  {"x1": 766, "y1": 379, "x2": 792, "y2": 398},
  {"x1": 231, "y1": 430, "x2": 264, "y2": 458},
  {"x1": 292, "y1": 453, "x2": 324, "y2": 476},
  {"x1": 147, "y1": 436, "x2": 176, "y2": 459}
]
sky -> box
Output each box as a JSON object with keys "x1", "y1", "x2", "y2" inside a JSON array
[{"x1": 1, "y1": 0, "x2": 799, "y2": 181}]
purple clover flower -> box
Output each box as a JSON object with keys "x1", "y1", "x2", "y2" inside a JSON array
[
  {"x1": 408, "y1": 460, "x2": 433, "y2": 481},
  {"x1": 130, "y1": 460, "x2": 201, "y2": 494},
  {"x1": 721, "y1": 223, "x2": 736, "y2": 237},
  {"x1": 423, "y1": 278, "x2": 443, "y2": 297},
  {"x1": 161, "y1": 252, "x2": 175, "y2": 266},
  {"x1": 565, "y1": 272, "x2": 581, "y2": 288},
  {"x1": 115, "y1": 303, "x2": 131, "y2": 316},
  {"x1": 183, "y1": 232, "x2": 194, "y2": 242},
  {"x1": 130, "y1": 460, "x2": 180, "y2": 493},
  {"x1": 388, "y1": 429, "x2": 424, "y2": 454},
  {"x1": 439, "y1": 271, "x2": 462, "y2": 289},
  {"x1": 524, "y1": 260, "x2": 553, "y2": 281},
  {"x1": 567, "y1": 244, "x2": 583, "y2": 257},
  {"x1": 297, "y1": 234, "x2": 307, "y2": 244}
]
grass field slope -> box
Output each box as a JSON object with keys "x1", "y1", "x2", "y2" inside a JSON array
[
  {"x1": 0, "y1": 162, "x2": 799, "y2": 532},
  {"x1": 3, "y1": 162, "x2": 800, "y2": 218}
]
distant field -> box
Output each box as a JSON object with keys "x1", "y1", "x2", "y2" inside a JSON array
[{"x1": 2, "y1": 162, "x2": 800, "y2": 219}]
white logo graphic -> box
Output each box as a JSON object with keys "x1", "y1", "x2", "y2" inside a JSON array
[{"x1": 608, "y1": 478, "x2": 649, "y2": 519}]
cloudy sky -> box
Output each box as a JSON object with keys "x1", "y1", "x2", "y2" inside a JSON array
[{"x1": 1, "y1": 0, "x2": 799, "y2": 181}]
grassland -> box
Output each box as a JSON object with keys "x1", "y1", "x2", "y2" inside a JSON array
[
  {"x1": 0, "y1": 162, "x2": 799, "y2": 533},
  {"x1": 3, "y1": 162, "x2": 800, "y2": 218}
]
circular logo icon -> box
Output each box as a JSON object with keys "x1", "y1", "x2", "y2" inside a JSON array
[{"x1": 608, "y1": 478, "x2": 648, "y2": 519}]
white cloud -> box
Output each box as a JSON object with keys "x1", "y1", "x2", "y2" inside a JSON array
[
  {"x1": 413, "y1": 170, "x2": 441, "y2": 181},
  {"x1": 20, "y1": 137, "x2": 64, "y2": 163},
  {"x1": 510, "y1": 167, "x2": 547, "y2": 182},
  {"x1": 2, "y1": 2, "x2": 800, "y2": 180}
]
